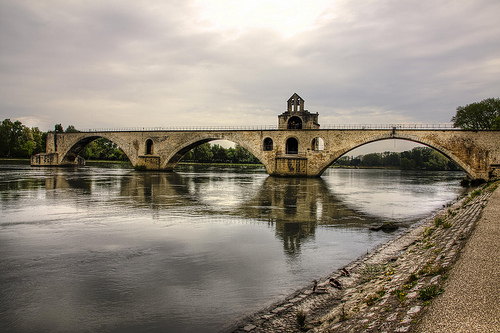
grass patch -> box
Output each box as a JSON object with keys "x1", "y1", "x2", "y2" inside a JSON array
[
  {"x1": 364, "y1": 294, "x2": 380, "y2": 306},
  {"x1": 418, "y1": 285, "x2": 444, "y2": 301},
  {"x1": 433, "y1": 247, "x2": 443, "y2": 253},
  {"x1": 470, "y1": 189, "x2": 482, "y2": 199},
  {"x1": 392, "y1": 289, "x2": 407, "y2": 305},
  {"x1": 424, "y1": 242, "x2": 435, "y2": 249},
  {"x1": 360, "y1": 263, "x2": 387, "y2": 283},
  {"x1": 487, "y1": 182, "x2": 499, "y2": 192},
  {"x1": 442, "y1": 221, "x2": 452, "y2": 228},
  {"x1": 423, "y1": 227, "x2": 435, "y2": 237},
  {"x1": 434, "y1": 217, "x2": 445, "y2": 227},
  {"x1": 419, "y1": 262, "x2": 448, "y2": 277}
]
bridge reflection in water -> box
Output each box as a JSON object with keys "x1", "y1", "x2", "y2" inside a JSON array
[{"x1": 38, "y1": 166, "x2": 384, "y2": 258}]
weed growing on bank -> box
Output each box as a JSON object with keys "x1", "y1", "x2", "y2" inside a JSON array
[
  {"x1": 296, "y1": 310, "x2": 307, "y2": 330},
  {"x1": 418, "y1": 285, "x2": 444, "y2": 301}
]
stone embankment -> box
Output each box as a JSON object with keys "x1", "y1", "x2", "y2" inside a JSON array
[{"x1": 229, "y1": 181, "x2": 498, "y2": 333}]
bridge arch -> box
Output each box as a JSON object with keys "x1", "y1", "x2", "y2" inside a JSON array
[
  {"x1": 162, "y1": 133, "x2": 267, "y2": 171},
  {"x1": 58, "y1": 133, "x2": 138, "y2": 166},
  {"x1": 318, "y1": 134, "x2": 474, "y2": 177}
]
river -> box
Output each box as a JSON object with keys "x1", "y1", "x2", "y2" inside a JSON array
[{"x1": 0, "y1": 162, "x2": 465, "y2": 332}]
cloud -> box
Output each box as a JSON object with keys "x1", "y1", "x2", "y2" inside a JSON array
[{"x1": 0, "y1": 0, "x2": 499, "y2": 131}]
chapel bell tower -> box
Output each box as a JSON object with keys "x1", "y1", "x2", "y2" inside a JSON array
[{"x1": 278, "y1": 93, "x2": 320, "y2": 130}]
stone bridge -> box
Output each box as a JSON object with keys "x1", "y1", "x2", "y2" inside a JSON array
[{"x1": 32, "y1": 94, "x2": 500, "y2": 181}]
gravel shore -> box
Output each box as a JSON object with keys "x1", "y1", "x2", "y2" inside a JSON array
[{"x1": 227, "y1": 181, "x2": 498, "y2": 333}]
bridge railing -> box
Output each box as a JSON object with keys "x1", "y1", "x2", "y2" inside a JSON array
[
  {"x1": 80, "y1": 123, "x2": 456, "y2": 132},
  {"x1": 319, "y1": 123, "x2": 456, "y2": 130},
  {"x1": 81, "y1": 125, "x2": 280, "y2": 132}
]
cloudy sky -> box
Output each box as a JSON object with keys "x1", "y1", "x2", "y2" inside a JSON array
[{"x1": 1, "y1": 0, "x2": 499, "y2": 133}]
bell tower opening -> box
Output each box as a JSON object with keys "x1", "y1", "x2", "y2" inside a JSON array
[
  {"x1": 287, "y1": 116, "x2": 302, "y2": 129},
  {"x1": 287, "y1": 93, "x2": 304, "y2": 112}
]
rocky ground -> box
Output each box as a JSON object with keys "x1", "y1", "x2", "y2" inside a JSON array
[{"x1": 227, "y1": 181, "x2": 498, "y2": 333}]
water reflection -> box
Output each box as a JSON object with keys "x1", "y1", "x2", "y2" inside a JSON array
[
  {"x1": 243, "y1": 176, "x2": 379, "y2": 259},
  {"x1": 23, "y1": 168, "x2": 384, "y2": 259},
  {"x1": 0, "y1": 163, "x2": 466, "y2": 333},
  {"x1": 1, "y1": 165, "x2": 463, "y2": 259}
]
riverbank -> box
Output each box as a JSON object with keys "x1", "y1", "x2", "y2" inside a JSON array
[
  {"x1": 227, "y1": 181, "x2": 498, "y2": 333},
  {"x1": 412, "y1": 183, "x2": 500, "y2": 332}
]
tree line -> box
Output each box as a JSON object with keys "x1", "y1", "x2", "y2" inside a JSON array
[
  {"x1": 334, "y1": 147, "x2": 461, "y2": 171},
  {"x1": 180, "y1": 143, "x2": 260, "y2": 164},
  {"x1": 0, "y1": 119, "x2": 46, "y2": 158}
]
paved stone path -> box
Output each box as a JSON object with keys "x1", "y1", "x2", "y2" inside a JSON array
[
  {"x1": 413, "y1": 185, "x2": 500, "y2": 332},
  {"x1": 227, "y1": 181, "x2": 498, "y2": 333}
]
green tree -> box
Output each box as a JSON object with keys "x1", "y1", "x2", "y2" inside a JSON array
[
  {"x1": 361, "y1": 153, "x2": 382, "y2": 166},
  {"x1": 80, "y1": 138, "x2": 127, "y2": 161},
  {"x1": 10, "y1": 120, "x2": 25, "y2": 157},
  {"x1": 211, "y1": 144, "x2": 228, "y2": 162},
  {"x1": 451, "y1": 97, "x2": 500, "y2": 130},
  {"x1": 181, "y1": 150, "x2": 194, "y2": 162},
  {"x1": 382, "y1": 151, "x2": 401, "y2": 167},
  {"x1": 0, "y1": 119, "x2": 14, "y2": 156},
  {"x1": 31, "y1": 127, "x2": 45, "y2": 154},
  {"x1": 23, "y1": 140, "x2": 35, "y2": 156},
  {"x1": 232, "y1": 145, "x2": 259, "y2": 164},
  {"x1": 0, "y1": 119, "x2": 44, "y2": 158},
  {"x1": 334, "y1": 156, "x2": 352, "y2": 166},
  {"x1": 193, "y1": 143, "x2": 213, "y2": 163},
  {"x1": 65, "y1": 125, "x2": 79, "y2": 133},
  {"x1": 54, "y1": 124, "x2": 64, "y2": 133},
  {"x1": 400, "y1": 157, "x2": 416, "y2": 170}
]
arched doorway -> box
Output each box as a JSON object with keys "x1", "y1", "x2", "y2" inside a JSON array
[
  {"x1": 146, "y1": 139, "x2": 153, "y2": 155},
  {"x1": 287, "y1": 116, "x2": 302, "y2": 129},
  {"x1": 263, "y1": 138, "x2": 273, "y2": 151},
  {"x1": 286, "y1": 138, "x2": 299, "y2": 154}
]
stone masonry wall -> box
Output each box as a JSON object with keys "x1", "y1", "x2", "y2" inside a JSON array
[{"x1": 33, "y1": 129, "x2": 500, "y2": 180}]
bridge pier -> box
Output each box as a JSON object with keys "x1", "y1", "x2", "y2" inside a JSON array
[
  {"x1": 31, "y1": 153, "x2": 60, "y2": 166},
  {"x1": 31, "y1": 153, "x2": 85, "y2": 167},
  {"x1": 272, "y1": 156, "x2": 309, "y2": 177},
  {"x1": 136, "y1": 155, "x2": 161, "y2": 170}
]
